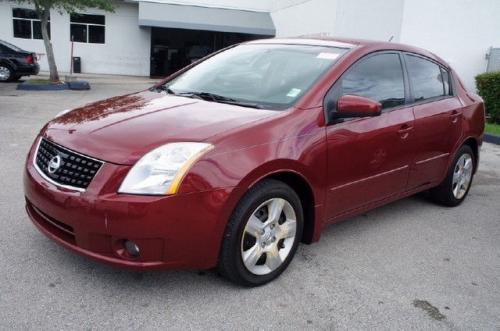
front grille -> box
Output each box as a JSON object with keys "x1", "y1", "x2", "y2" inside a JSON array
[{"x1": 35, "y1": 138, "x2": 103, "y2": 190}]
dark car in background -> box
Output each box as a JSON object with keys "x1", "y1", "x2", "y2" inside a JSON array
[{"x1": 0, "y1": 40, "x2": 39, "y2": 82}]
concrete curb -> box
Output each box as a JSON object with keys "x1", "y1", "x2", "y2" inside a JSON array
[
  {"x1": 17, "y1": 81, "x2": 91, "y2": 91},
  {"x1": 17, "y1": 82, "x2": 68, "y2": 91},
  {"x1": 484, "y1": 133, "x2": 500, "y2": 145}
]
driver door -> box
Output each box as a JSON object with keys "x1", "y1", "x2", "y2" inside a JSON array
[{"x1": 324, "y1": 52, "x2": 416, "y2": 220}]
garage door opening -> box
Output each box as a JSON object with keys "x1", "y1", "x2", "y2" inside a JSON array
[{"x1": 150, "y1": 27, "x2": 263, "y2": 78}]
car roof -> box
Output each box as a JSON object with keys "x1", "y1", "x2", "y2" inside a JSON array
[{"x1": 246, "y1": 36, "x2": 449, "y2": 68}]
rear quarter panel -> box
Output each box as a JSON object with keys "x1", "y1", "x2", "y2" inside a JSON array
[{"x1": 452, "y1": 70, "x2": 485, "y2": 155}]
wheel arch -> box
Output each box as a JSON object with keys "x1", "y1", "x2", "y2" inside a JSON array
[
  {"x1": 261, "y1": 171, "x2": 317, "y2": 244},
  {"x1": 237, "y1": 161, "x2": 321, "y2": 244},
  {"x1": 0, "y1": 59, "x2": 17, "y2": 71},
  {"x1": 462, "y1": 136, "x2": 479, "y2": 173}
]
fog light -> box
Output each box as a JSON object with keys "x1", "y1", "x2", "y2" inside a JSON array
[{"x1": 124, "y1": 240, "x2": 140, "y2": 258}]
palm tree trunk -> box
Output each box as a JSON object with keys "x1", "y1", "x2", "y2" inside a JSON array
[{"x1": 37, "y1": 6, "x2": 59, "y2": 82}]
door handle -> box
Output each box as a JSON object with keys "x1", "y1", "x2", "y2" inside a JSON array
[
  {"x1": 450, "y1": 110, "x2": 461, "y2": 123},
  {"x1": 398, "y1": 124, "x2": 413, "y2": 139}
]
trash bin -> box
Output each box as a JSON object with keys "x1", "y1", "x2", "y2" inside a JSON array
[{"x1": 72, "y1": 57, "x2": 81, "y2": 74}]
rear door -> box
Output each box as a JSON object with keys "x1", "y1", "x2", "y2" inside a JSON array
[
  {"x1": 403, "y1": 54, "x2": 463, "y2": 188},
  {"x1": 324, "y1": 52, "x2": 416, "y2": 219}
]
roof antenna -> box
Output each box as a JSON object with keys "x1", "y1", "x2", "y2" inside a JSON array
[{"x1": 388, "y1": 36, "x2": 394, "y2": 42}]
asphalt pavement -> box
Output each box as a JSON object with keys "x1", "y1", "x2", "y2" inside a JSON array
[{"x1": 0, "y1": 76, "x2": 499, "y2": 330}]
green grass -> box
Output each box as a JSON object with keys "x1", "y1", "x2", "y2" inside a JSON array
[
  {"x1": 485, "y1": 122, "x2": 500, "y2": 135},
  {"x1": 27, "y1": 79, "x2": 62, "y2": 84}
]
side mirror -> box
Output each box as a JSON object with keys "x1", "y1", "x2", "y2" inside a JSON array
[{"x1": 334, "y1": 95, "x2": 382, "y2": 119}]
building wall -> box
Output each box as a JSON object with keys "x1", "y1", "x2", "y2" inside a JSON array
[
  {"x1": 271, "y1": 0, "x2": 497, "y2": 90},
  {"x1": 271, "y1": 0, "x2": 337, "y2": 38},
  {"x1": 0, "y1": 1, "x2": 151, "y2": 76},
  {"x1": 334, "y1": 0, "x2": 404, "y2": 42},
  {"x1": 399, "y1": 0, "x2": 500, "y2": 89},
  {"x1": 271, "y1": 0, "x2": 404, "y2": 41}
]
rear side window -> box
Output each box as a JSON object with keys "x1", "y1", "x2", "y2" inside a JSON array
[
  {"x1": 339, "y1": 53, "x2": 405, "y2": 110},
  {"x1": 405, "y1": 54, "x2": 448, "y2": 101},
  {"x1": 441, "y1": 68, "x2": 452, "y2": 95}
]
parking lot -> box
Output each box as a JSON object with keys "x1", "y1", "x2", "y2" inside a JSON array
[{"x1": 0, "y1": 76, "x2": 499, "y2": 330}]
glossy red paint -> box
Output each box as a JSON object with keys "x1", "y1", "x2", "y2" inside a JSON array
[
  {"x1": 336, "y1": 95, "x2": 382, "y2": 118},
  {"x1": 24, "y1": 38, "x2": 485, "y2": 271}
]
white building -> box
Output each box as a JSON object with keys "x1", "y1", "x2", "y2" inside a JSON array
[{"x1": 0, "y1": 0, "x2": 498, "y2": 89}]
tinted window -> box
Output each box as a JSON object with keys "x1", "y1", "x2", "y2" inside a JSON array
[
  {"x1": 340, "y1": 53, "x2": 405, "y2": 109},
  {"x1": 70, "y1": 24, "x2": 87, "y2": 42},
  {"x1": 89, "y1": 25, "x2": 105, "y2": 43},
  {"x1": 13, "y1": 8, "x2": 39, "y2": 19},
  {"x1": 13, "y1": 19, "x2": 31, "y2": 39},
  {"x1": 12, "y1": 8, "x2": 49, "y2": 40},
  {"x1": 441, "y1": 68, "x2": 452, "y2": 96},
  {"x1": 405, "y1": 54, "x2": 446, "y2": 101},
  {"x1": 70, "y1": 14, "x2": 105, "y2": 44},
  {"x1": 70, "y1": 14, "x2": 105, "y2": 25}
]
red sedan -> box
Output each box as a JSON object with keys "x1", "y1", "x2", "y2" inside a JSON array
[{"x1": 24, "y1": 38, "x2": 485, "y2": 286}]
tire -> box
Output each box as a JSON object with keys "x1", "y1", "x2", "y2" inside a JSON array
[
  {"x1": 430, "y1": 145, "x2": 475, "y2": 207},
  {"x1": 218, "y1": 179, "x2": 304, "y2": 287},
  {"x1": 0, "y1": 64, "x2": 13, "y2": 82}
]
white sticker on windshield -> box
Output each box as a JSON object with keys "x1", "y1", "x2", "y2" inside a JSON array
[
  {"x1": 317, "y1": 52, "x2": 340, "y2": 60},
  {"x1": 286, "y1": 88, "x2": 302, "y2": 98}
]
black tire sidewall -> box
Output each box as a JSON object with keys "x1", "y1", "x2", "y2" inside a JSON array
[{"x1": 221, "y1": 180, "x2": 304, "y2": 286}]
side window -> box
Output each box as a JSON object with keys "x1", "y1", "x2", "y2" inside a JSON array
[
  {"x1": 405, "y1": 54, "x2": 447, "y2": 101},
  {"x1": 338, "y1": 53, "x2": 406, "y2": 110},
  {"x1": 441, "y1": 68, "x2": 452, "y2": 96}
]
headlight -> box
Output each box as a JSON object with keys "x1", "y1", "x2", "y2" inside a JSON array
[{"x1": 118, "y1": 142, "x2": 213, "y2": 195}]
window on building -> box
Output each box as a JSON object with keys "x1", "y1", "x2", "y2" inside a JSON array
[
  {"x1": 405, "y1": 54, "x2": 448, "y2": 102},
  {"x1": 338, "y1": 53, "x2": 406, "y2": 110},
  {"x1": 13, "y1": 8, "x2": 50, "y2": 40},
  {"x1": 70, "y1": 14, "x2": 105, "y2": 44}
]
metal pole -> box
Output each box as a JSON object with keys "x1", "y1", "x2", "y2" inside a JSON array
[{"x1": 70, "y1": 37, "x2": 74, "y2": 76}]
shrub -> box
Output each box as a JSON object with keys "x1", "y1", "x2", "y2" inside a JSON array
[{"x1": 476, "y1": 71, "x2": 500, "y2": 124}]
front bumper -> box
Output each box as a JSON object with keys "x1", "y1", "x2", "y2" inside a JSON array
[{"x1": 23, "y1": 138, "x2": 233, "y2": 270}]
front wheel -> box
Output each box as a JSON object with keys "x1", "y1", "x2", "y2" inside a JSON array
[
  {"x1": 218, "y1": 179, "x2": 303, "y2": 286},
  {"x1": 430, "y1": 145, "x2": 475, "y2": 206}
]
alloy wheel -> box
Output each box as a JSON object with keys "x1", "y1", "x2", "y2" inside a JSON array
[
  {"x1": 0, "y1": 66, "x2": 11, "y2": 81},
  {"x1": 452, "y1": 153, "x2": 473, "y2": 200},
  {"x1": 240, "y1": 198, "x2": 297, "y2": 275}
]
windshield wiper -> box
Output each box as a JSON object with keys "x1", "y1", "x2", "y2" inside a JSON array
[
  {"x1": 153, "y1": 85, "x2": 178, "y2": 95},
  {"x1": 182, "y1": 91, "x2": 264, "y2": 109},
  {"x1": 155, "y1": 87, "x2": 263, "y2": 109}
]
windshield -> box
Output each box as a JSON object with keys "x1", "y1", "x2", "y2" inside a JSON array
[{"x1": 162, "y1": 44, "x2": 348, "y2": 109}]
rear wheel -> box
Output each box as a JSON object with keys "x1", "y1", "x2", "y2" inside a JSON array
[
  {"x1": 218, "y1": 179, "x2": 303, "y2": 286},
  {"x1": 430, "y1": 145, "x2": 475, "y2": 206},
  {"x1": 0, "y1": 65, "x2": 13, "y2": 82}
]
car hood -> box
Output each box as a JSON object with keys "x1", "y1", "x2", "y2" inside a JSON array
[{"x1": 44, "y1": 90, "x2": 277, "y2": 165}]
